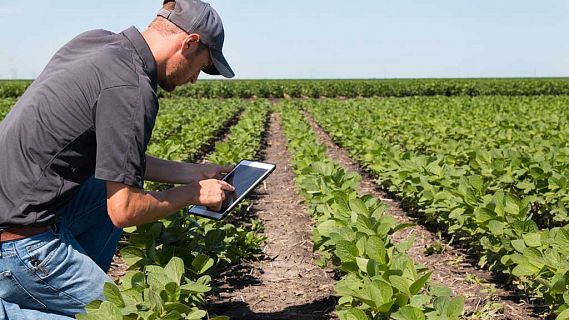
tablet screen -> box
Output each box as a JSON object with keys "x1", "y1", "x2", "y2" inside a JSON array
[
  {"x1": 220, "y1": 165, "x2": 267, "y2": 212},
  {"x1": 188, "y1": 160, "x2": 275, "y2": 220}
]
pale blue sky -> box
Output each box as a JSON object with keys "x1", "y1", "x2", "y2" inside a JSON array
[{"x1": 0, "y1": 0, "x2": 568, "y2": 79}]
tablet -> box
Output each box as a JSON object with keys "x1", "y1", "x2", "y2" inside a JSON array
[{"x1": 187, "y1": 160, "x2": 276, "y2": 220}]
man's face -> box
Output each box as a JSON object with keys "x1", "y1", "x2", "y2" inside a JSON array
[{"x1": 160, "y1": 42, "x2": 212, "y2": 92}]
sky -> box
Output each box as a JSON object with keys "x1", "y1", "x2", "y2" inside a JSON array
[{"x1": 0, "y1": 0, "x2": 568, "y2": 80}]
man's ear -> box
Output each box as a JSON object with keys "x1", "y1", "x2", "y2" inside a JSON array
[{"x1": 181, "y1": 33, "x2": 201, "y2": 53}]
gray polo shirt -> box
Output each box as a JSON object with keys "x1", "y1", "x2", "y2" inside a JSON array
[{"x1": 0, "y1": 26, "x2": 158, "y2": 228}]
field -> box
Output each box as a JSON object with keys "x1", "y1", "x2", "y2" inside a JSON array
[{"x1": 1, "y1": 78, "x2": 569, "y2": 320}]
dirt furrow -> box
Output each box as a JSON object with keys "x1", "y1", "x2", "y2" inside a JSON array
[
  {"x1": 208, "y1": 112, "x2": 337, "y2": 319},
  {"x1": 303, "y1": 111, "x2": 538, "y2": 320}
]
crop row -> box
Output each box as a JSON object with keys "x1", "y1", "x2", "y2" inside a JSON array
[
  {"x1": 279, "y1": 103, "x2": 464, "y2": 320},
  {"x1": 306, "y1": 96, "x2": 569, "y2": 226},
  {"x1": 0, "y1": 98, "x2": 16, "y2": 120},
  {"x1": 165, "y1": 78, "x2": 569, "y2": 98},
  {"x1": 147, "y1": 99, "x2": 242, "y2": 162},
  {"x1": 305, "y1": 97, "x2": 569, "y2": 318},
  {"x1": 82, "y1": 99, "x2": 271, "y2": 319},
  {"x1": 4, "y1": 78, "x2": 569, "y2": 99},
  {"x1": 0, "y1": 80, "x2": 28, "y2": 98}
]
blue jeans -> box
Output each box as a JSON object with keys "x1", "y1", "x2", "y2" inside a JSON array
[{"x1": 0, "y1": 177, "x2": 123, "y2": 319}]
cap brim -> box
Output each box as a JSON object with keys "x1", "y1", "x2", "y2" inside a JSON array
[{"x1": 203, "y1": 49, "x2": 235, "y2": 78}]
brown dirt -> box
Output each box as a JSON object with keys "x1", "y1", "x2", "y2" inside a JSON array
[
  {"x1": 303, "y1": 111, "x2": 540, "y2": 320},
  {"x1": 108, "y1": 253, "x2": 129, "y2": 281},
  {"x1": 207, "y1": 112, "x2": 337, "y2": 319}
]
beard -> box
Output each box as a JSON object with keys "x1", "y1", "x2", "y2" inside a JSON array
[
  {"x1": 159, "y1": 58, "x2": 189, "y2": 92},
  {"x1": 159, "y1": 78, "x2": 176, "y2": 92}
]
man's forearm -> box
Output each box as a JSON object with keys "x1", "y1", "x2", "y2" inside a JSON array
[
  {"x1": 145, "y1": 155, "x2": 233, "y2": 185},
  {"x1": 107, "y1": 182, "x2": 198, "y2": 227},
  {"x1": 106, "y1": 179, "x2": 234, "y2": 228},
  {"x1": 144, "y1": 155, "x2": 200, "y2": 184}
]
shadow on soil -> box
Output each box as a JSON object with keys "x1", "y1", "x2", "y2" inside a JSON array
[{"x1": 208, "y1": 296, "x2": 337, "y2": 320}]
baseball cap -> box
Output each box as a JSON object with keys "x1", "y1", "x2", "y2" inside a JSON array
[{"x1": 157, "y1": 0, "x2": 235, "y2": 78}]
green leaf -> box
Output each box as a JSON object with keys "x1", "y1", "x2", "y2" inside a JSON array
[
  {"x1": 448, "y1": 296, "x2": 465, "y2": 318},
  {"x1": 186, "y1": 309, "x2": 208, "y2": 319},
  {"x1": 511, "y1": 239, "x2": 527, "y2": 253},
  {"x1": 161, "y1": 310, "x2": 182, "y2": 320},
  {"x1": 356, "y1": 257, "x2": 370, "y2": 274},
  {"x1": 337, "y1": 308, "x2": 369, "y2": 320},
  {"x1": 389, "y1": 275, "x2": 411, "y2": 297},
  {"x1": 365, "y1": 236, "x2": 386, "y2": 265},
  {"x1": 335, "y1": 240, "x2": 359, "y2": 263},
  {"x1": 512, "y1": 263, "x2": 539, "y2": 277},
  {"x1": 164, "y1": 302, "x2": 193, "y2": 314},
  {"x1": 164, "y1": 257, "x2": 185, "y2": 284},
  {"x1": 558, "y1": 308, "x2": 569, "y2": 320},
  {"x1": 163, "y1": 282, "x2": 181, "y2": 302},
  {"x1": 371, "y1": 279, "x2": 394, "y2": 312},
  {"x1": 316, "y1": 220, "x2": 337, "y2": 237},
  {"x1": 191, "y1": 254, "x2": 214, "y2": 275},
  {"x1": 121, "y1": 246, "x2": 146, "y2": 267},
  {"x1": 487, "y1": 220, "x2": 504, "y2": 235},
  {"x1": 180, "y1": 281, "x2": 211, "y2": 294},
  {"x1": 433, "y1": 295, "x2": 450, "y2": 316},
  {"x1": 523, "y1": 232, "x2": 542, "y2": 248},
  {"x1": 103, "y1": 282, "x2": 125, "y2": 308},
  {"x1": 391, "y1": 306, "x2": 426, "y2": 320},
  {"x1": 410, "y1": 272, "x2": 431, "y2": 295},
  {"x1": 205, "y1": 229, "x2": 226, "y2": 246},
  {"x1": 92, "y1": 301, "x2": 123, "y2": 320},
  {"x1": 349, "y1": 198, "x2": 369, "y2": 216}
]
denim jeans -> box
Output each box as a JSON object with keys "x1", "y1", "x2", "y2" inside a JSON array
[{"x1": 0, "y1": 177, "x2": 123, "y2": 319}]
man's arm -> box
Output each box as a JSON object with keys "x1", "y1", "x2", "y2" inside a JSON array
[
  {"x1": 106, "y1": 179, "x2": 234, "y2": 228},
  {"x1": 144, "y1": 155, "x2": 232, "y2": 184}
]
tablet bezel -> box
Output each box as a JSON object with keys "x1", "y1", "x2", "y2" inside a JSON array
[{"x1": 187, "y1": 160, "x2": 276, "y2": 220}]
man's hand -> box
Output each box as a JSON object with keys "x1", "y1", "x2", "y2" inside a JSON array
[{"x1": 193, "y1": 179, "x2": 235, "y2": 211}]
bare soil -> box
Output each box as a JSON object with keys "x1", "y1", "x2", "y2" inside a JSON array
[
  {"x1": 108, "y1": 254, "x2": 128, "y2": 281},
  {"x1": 207, "y1": 112, "x2": 337, "y2": 319},
  {"x1": 303, "y1": 111, "x2": 539, "y2": 320}
]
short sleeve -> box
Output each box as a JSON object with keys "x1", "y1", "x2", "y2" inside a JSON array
[{"x1": 94, "y1": 85, "x2": 157, "y2": 188}]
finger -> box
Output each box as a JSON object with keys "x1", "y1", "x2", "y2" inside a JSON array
[
  {"x1": 218, "y1": 180, "x2": 235, "y2": 191},
  {"x1": 207, "y1": 203, "x2": 222, "y2": 212},
  {"x1": 221, "y1": 165, "x2": 234, "y2": 173}
]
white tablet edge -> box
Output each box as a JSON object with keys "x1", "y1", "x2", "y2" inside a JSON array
[{"x1": 238, "y1": 160, "x2": 275, "y2": 170}]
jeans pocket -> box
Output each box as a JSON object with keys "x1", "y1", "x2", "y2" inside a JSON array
[
  {"x1": 21, "y1": 230, "x2": 60, "y2": 278},
  {"x1": 0, "y1": 270, "x2": 47, "y2": 310}
]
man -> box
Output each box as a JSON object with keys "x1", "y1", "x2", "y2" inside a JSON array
[{"x1": 0, "y1": 0, "x2": 235, "y2": 318}]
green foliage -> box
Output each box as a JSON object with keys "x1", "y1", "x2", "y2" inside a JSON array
[
  {"x1": 280, "y1": 104, "x2": 464, "y2": 319},
  {"x1": 5, "y1": 78, "x2": 569, "y2": 100},
  {"x1": 304, "y1": 96, "x2": 569, "y2": 316},
  {"x1": 146, "y1": 98, "x2": 243, "y2": 163},
  {"x1": 0, "y1": 97, "x2": 16, "y2": 120},
  {"x1": 0, "y1": 80, "x2": 30, "y2": 98},
  {"x1": 77, "y1": 257, "x2": 214, "y2": 320},
  {"x1": 206, "y1": 100, "x2": 270, "y2": 165},
  {"x1": 163, "y1": 78, "x2": 569, "y2": 99}
]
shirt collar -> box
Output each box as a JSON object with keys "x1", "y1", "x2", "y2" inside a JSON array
[{"x1": 121, "y1": 26, "x2": 157, "y2": 90}]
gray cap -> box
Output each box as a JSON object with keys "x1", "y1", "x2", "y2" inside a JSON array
[{"x1": 157, "y1": 0, "x2": 235, "y2": 78}]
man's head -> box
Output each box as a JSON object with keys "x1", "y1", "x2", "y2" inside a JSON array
[{"x1": 146, "y1": 0, "x2": 234, "y2": 91}]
